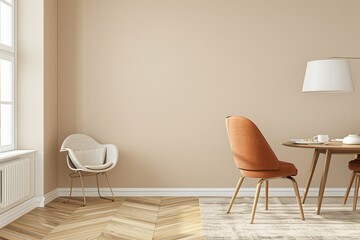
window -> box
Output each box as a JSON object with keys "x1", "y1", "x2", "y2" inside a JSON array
[{"x1": 0, "y1": 0, "x2": 15, "y2": 152}]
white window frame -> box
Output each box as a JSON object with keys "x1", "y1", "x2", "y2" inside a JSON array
[{"x1": 0, "y1": 0, "x2": 16, "y2": 152}]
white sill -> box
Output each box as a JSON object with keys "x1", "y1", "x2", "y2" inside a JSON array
[{"x1": 0, "y1": 150, "x2": 36, "y2": 163}]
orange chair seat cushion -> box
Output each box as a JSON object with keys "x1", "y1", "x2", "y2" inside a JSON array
[
  {"x1": 349, "y1": 159, "x2": 360, "y2": 171},
  {"x1": 240, "y1": 161, "x2": 298, "y2": 179}
]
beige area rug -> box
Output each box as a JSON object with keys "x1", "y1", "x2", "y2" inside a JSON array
[{"x1": 199, "y1": 197, "x2": 360, "y2": 240}]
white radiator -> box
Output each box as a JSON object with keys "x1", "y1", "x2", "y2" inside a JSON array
[{"x1": 0, "y1": 158, "x2": 30, "y2": 208}]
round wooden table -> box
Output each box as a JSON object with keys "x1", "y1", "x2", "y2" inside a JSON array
[{"x1": 282, "y1": 141, "x2": 360, "y2": 214}]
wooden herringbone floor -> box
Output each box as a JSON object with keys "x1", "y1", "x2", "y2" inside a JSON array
[{"x1": 0, "y1": 197, "x2": 203, "y2": 240}]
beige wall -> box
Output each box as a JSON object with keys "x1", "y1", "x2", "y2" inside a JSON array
[
  {"x1": 57, "y1": 0, "x2": 77, "y2": 189},
  {"x1": 58, "y1": 0, "x2": 360, "y2": 188},
  {"x1": 44, "y1": 0, "x2": 58, "y2": 193}
]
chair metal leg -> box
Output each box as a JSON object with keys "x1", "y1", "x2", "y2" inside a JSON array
[
  {"x1": 265, "y1": 180, "x2": 269, "y2": 210},
  {"x1": 104, "y1": 172, "x2": 115, "y2": 201},
  {"x1": 227, "y1": 176, "x2": 245, "y2": 213},
  {"x1": 78, "y1": 171, "x2": 86, "y2": 206},
  {"x1": 353, "y1": 174, "x2": 360, "y2": 211},
  {"x1": 288, "y1": 176, "x2": 305, "y2": 220},
  {"x1": 95, "y1": 173, "x2": 115, "y2": 202},
  {"x1": 344, "y1": 171, "x2": 356, "y2": 205},
  {"x1": 65, "y1": 173, "x2": 75, "y2": 204},
  {"x1": 95, "y1": 173, "x2": 101, "y2": 196},
  {"x1": 65, "y1": 171, "x2": 115, "y2": 206},
  {"x1": 250, "y1": 179, "x2": 264, "y2": 224}
]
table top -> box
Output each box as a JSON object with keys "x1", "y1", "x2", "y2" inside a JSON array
[{"x1": 282, "y1": 141, "x2": 360, "y2": 153}]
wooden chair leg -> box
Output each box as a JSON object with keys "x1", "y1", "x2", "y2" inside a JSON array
[
  {"x1": 353, "y1": 174, "x2": 360, "y2": 211},
  {"x1": 344, "y1": 171, "x2": 356, "y2": 205},
  {"x1": 250, "y1": 179, "x2": 264, "y2": 224},
  {"x1": 265, "y1": 180, "x2": 269, "y2": 210},
  {"x1": 288, "y1": 176, "x2": 305, "y2": 220},
  {"x1": 227, "y1": 176, "x2": 245, "y2": 213}
]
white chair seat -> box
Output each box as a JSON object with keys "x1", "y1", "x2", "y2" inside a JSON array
[
  {"x1": 85, "y1": 162, "x2": 113, "y2": 170},
  {"x1": 60, "y1": 134, "x2": 118, "y2": 173}
]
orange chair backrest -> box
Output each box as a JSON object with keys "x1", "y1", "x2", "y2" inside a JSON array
[{"x1": 225, "y1": 116, "x2": 279, "y2": 171}]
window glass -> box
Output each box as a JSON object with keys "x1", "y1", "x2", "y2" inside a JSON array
[
  {"x1": 1, "y1": 104, "x2": 13, "y2": 146},
  {"x1": 0, "y1": 58, "x2": 13, "y2": 102},
  {"x1": 0, "y1": 1, "x2": 13, "y2": 47},
  {"x1": 0, "y1": 0, "x2": 14, "y2": 151}
]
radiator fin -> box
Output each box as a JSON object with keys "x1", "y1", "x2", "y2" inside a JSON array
[{"x1": 0, "y1": 158, "x2": 30, "y2": 208}]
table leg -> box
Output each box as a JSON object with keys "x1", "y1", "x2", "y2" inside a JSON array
[
  {"x1": 302, "y1": 149, "x2": 320, "y2": 204},
  {"x1": 316, "y1": 149, "x2": 332, "y2": 215}
]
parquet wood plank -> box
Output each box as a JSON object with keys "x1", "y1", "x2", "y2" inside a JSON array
[
  {"x1": 101, "y1": 197, "x2": 161, "y2": 240},
  {"x1": 0, "y1": 197, "x2": 204, "y2": 240},
  {"x1": 0, "y1": 228, "x2": 40, "y2": 240},
  {"x1": 153, "y1": 197, "x2": 203, "y2": 240},
  {"x1": 44, "y1": 198, "x2": 124, "y2": 240},
  {"x1": 0, "y1": 197, "x2": 80, "y2": 240}
]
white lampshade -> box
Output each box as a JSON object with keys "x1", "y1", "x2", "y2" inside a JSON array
[{"x1": 302, "y1": 59, "x2": 354, "y2": 92}]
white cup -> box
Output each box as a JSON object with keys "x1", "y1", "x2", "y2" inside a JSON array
[{"x1": 313, "y1": 134, "x2": 329, "y2": 143}]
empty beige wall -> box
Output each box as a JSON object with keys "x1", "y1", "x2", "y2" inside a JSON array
[
  {"x1": 58, "y1": 0, "x2": 77, "y2": 187},
  {"x1": 58, "y1": 0, "x2": 360, "y2": 188},
  {"x1": 44, "y1": 0, "x2": 58, "y2": 194}
]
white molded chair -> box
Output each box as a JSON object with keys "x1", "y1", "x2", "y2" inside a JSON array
[{"x1": 60, "y1": 134, "x2": 118, "y2": 206}]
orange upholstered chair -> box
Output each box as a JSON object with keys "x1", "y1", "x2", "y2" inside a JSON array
[
  {"x1": 225, "y1": 116, "x2": 304, "y2": 223},
  {"x1": 343, "y1": 155, "x2": 360, "y2": 210}
]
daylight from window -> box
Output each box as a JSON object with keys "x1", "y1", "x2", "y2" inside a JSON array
[{"x1": 0, "y1": 0, "x2": 15, "y2": 151}]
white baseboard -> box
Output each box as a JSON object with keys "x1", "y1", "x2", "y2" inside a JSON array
[
  {"x1": 0, "y1": 196, "x2": 43, "y2": 228},
  {"x1": 55, "y1": 187, "x2": 352, "y2": 198},
  {"x1": 44, "y1": 188, "x2": 60, "y2": 206}
]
